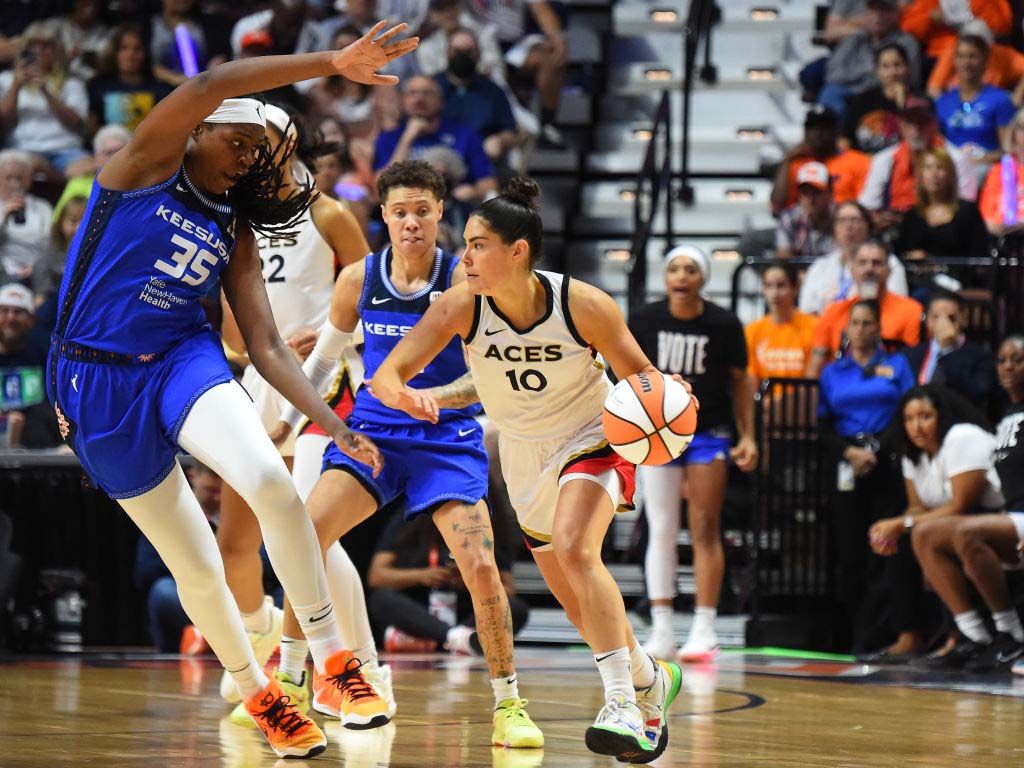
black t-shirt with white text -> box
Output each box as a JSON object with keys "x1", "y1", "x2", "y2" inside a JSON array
[
  {"x1": 630, "y1": 299, "x2": 747, "y2": 432},
  {"x1": 995, "y1": 402, "x2": 1024, "y2": 510}
]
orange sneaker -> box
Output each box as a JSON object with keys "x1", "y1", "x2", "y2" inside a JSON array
[
  {"x1": 179, "y1": 625, "x2": 210, "y2": 656},
  {"x1": 312, "y1": 650, "x2": 391, "y2": 730},
  {"x1": 245, "y1": 676, "x2": 327, "y2": 758}
]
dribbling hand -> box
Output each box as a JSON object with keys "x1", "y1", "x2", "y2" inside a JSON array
[
  {"x1": 332, "y1": 425, "x2": 383, "y2": 477},
  {"x1": 667, "y1": 372, "x2": 701, "y2": 411},
  {"x1": 330, "y1": 20, "x2": 420, "y2": 86}
]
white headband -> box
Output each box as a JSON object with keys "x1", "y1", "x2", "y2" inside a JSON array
[
  {"x1": 263, "y1": 103, "x2": 297, "y2": 141},
  {"x1": 204, "y1": 98, "x2": 266, "y2": 127},
  {"x1": 664, "y1": 244, "x2": 710, "y2": 284}
]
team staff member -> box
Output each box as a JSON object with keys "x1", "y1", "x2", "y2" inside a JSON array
[
  {"x1": 745, "y1": 261, "x2": 819, "y2": 388},
  {"x1": 630, "y1": 245, "x2": 758, "y2": 662}
]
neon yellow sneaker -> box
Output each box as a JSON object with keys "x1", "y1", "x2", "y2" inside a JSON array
[
  {"x1": 229, "y1": 668, "x2": 310, "y2": 728},
  {"x1": 492, "y1": 698, "x2": 544, "y2": 748},
  {"x1": 220, "y1": 596, "x2": 284, "y2": 703}
]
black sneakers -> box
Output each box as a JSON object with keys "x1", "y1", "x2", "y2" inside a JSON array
[{"x1": 964, "y1": 633, "x2": 1024, "y2": 673}]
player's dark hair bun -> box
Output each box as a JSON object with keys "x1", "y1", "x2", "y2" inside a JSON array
[{"x1": 503, "y1": 176, "x2": 540, "y2": 211}]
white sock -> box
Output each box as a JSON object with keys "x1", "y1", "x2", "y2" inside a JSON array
[
  {"x1": 294, "y1": 599, "x2": 344, "y2": 672},
  {"x1": 595, "y1": 647, "x2": 636, "y2": 704},
  {"x1": 693, "y1": 606, "x2": 717, "y2": 634},
  {"x1": 229, "y1": 661, "x2": 270, "y2": 700},
  {"x1": 241, "y1": 597, "x2": 272, "y2": 634},
  {"x1": 354, "y1": 640, "x2": 379, "y2": 673},
  {"x1": 491, "y1": 673, "x2": 520, "y2": 707},
  {"x1": 650, "y1": 605, "x2": 674, "y2": 636},
  {"x1": 629, "y1": 642, "x2": 657, "y2": 689},
  {"x1": 954, "y1": 610, "x2": 992, "y2": 644},
  {"x1": 993, "y1": 609, "x2": 1024, "y2": 642},
  {"x1": 279, "y1": 636, "x2": 309, "y2": 681}
]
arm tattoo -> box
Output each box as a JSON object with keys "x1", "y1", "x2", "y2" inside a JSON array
[{"x1": 425, "y1": 372, "x2": 480, "y2": 409}]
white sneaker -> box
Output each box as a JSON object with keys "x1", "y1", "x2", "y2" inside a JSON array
[
  {"x1": 643, "y1": 628, "x2": 677, "y2": 661},
  {"x1": 583, "y1": 694, "x2": 655, "y2": 761},
  {"x1": 445, "y1": 625, "x2": 475, "y2": 655},
  {"x1": 677, "y1": 626, "x2": 719, "y2": 664},
  {"x1": 631, "y1": 658, "x2": 683, "y2": 763},
  {"x1": 220, "y1": 596, "x2": 284, "y2": 703},
  {"x1": 364, "y1": 662, "x2": 397, "y2": 720}
]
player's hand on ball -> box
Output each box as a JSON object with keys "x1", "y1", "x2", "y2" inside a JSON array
[
  {"x1": 333, "y1": 426, "x2": 383, "y2": 477},
  {"x1": 730, "y1": 436, "x2": 758, "y2": 472},
  {"x1": 331, "y1": 20, "x2": 419, "y2": 86},
  {"x1": 667, "y1": 373, "x2": 700, "y2": 410}
]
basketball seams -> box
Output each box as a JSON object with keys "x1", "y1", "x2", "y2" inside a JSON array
[{"x1": 603, "y1": 372, "x2": 696, "y2": 466}]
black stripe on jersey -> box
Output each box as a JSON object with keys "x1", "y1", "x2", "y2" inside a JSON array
[
  {"x1": 465, "y1": 294, "x2": 482, "y2": 343},
  {"x1": 561, "y1": 275, "x2": 589, "y2": 348},
  {"x1": 487, "y1": 272, "x2": 554, "y2": 334}
]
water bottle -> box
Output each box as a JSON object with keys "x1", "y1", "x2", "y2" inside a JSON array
[{"x1": 427, "y1": 546, "x2": 457, "y2": 626}]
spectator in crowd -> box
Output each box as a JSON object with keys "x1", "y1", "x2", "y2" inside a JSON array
[
  {"x1": 934, "y1": 26, "x2": 1015, "y2": 170},
  {"x1": 776, "y1": 161, "x2": 835, "y2": 260},
  {"x1": 312, "y1": 145, "x2": 372, "y2": 231},
  {"x1": 863, "y1": 385, "x2": 1000, "y2": 661},
  {"x1": 437, "y1": 28, "x2": 518, "y2": 165},
  {"x1": 63, "y1": 120, "x2": 131, "y2": 181},
  {"x1": 32, "y1": 192, "x2": 87, "y2": 304},
  {"x1": 52, "y1": 0, "x2": 110, "y2": 82},
  {"x1": 808, "y1": 240, "x2": 922, "y2": 374},
  {"x1": 0, "y1": 149, "x2": 54, "y2": 285},
  {"x1": 817, "y1": 298, "x2": 914, "y2": 651},
  {"x1": 367, "y1": 511, "x2": 529, "y2": 654},
  {"x1": 469, "y1": 0, "x2": 567, "y2": 149},
  {"x1": 374, "y1": 75, "x2": 496, "y2": 205},
  {"x1": 745, "y1": 261, "x2": 819, "y2": 387},
  {"x1": 0, "y1": 20, "x2": 89, "y2": 176},
  {"x1": 926, "y1": 20, "x2": 1024, "y2": 104},
  {"x1": 821, "y1": 0, "x2": 871, "y2": 46},
  {"x1": 840, "y1": 42, "x2": 913, "y2": 154},
  {"x1": 151, "y1": 0, "x2": 221, "y2": 88},
  {"x1": 900, "y1": 0, "x2": 1011, "y2": 61},
  {"x1": 87, "y1": 24, "x2": 172, "y2": 135},
  {"x1": 0, "y1": 282, "x2": 46, "y2": 367},
  {"x1": 230, "y1": 0, "x2": 321, "y2": 60},
  {"x1": 979, "y1": 106, "x2": 1024, "y2": 236},
  {"x1": 903, "y1": 292, "x2": 995, "y2": 405},
  {"x1": 771, "y1": 106, "x2": 871, "y2": 215},
  {"x1": 308, "y1": 26, "x2": 375, "y2": 139},
  {"x1": 631, "y1": 245, "x2": 757, "y2": 661},
  {"x1": 820, "y1": 0, "x2": 920, "y2": 118},
  {"x1": 859, "y1": 96, "x2": 977, "y2": 235},
  {"x1": 911, "y1": 336, "x2": 1024, "y2": 672},
  {"x1": 416, "y1": 0, "x2": 505, "y2": 82},
  {"x1": 799, "y1": 201, "x2": 908, "y2": 315},
  {"x1": 894, "y1": 147, "x2": 989, "y2": 264}
]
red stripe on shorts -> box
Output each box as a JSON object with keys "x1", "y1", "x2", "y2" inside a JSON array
[{"x1": 559, "y1": 445, "x2": 636, "y2": 511}]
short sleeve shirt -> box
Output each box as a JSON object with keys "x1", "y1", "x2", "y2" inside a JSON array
[
  {"x1": 373, "y1": 119, "x2": 494, "y2": 183},
  {"x1": 994, "y1": 403, "x2": 1024, "y2": 510},
  {"x1": 902, "y1": 423, "x2": 1003, "y2": 510},
  {"x1": 745, "y1": 311, "x2": 819, "y2": 381},
  {"x1": 936, "y1": 85, "x2": 1016, "y2": 152}
]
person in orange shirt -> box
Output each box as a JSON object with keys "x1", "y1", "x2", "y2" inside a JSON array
[
  {"x1": 978, "y1": 106, "x2": 1024, "y2": 235},
  {"x1": 900, "y1": 0, "x2": 1011, "y2": 60},
  {"x1": 745, "y1": 262, "x2": 819, "y2": 386},
  {"x1": 807, "y1": 241, "x2": 923, "y2": 375},
  {"x1": 771, "y1": 105, "x2": 872, "y2": 215},
  {"x1": 926, "y1": 20, "x2": 1024, "y2": 102}
]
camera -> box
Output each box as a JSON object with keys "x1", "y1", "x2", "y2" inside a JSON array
[{"x1": 19, "y1": 47, "x2": 37, "y2": 68}]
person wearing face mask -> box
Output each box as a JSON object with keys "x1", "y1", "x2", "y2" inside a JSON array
[
  {"x1": 807, "y1": 240, "x2": 923, "y2": 376},
  {"x1": 437, "y1": 28, "x2": 517, "y2": 164}
]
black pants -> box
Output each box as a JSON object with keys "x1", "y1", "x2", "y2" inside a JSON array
[{"x1": 368, "y1": 588, "x2": 531, "y2": 648}]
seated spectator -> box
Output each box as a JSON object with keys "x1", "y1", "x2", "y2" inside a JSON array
[
  {"x1": 821, "y1": 0, "x2": 870, "y2": 45},
  {"x1": 374, "y1": 75, "x2": 496, "y2": 205},
  {"x1": 230, "y1": 0, "x2": 321, "y2": 60},
  {"x1": 911, "y1": 335, "x2": 1024, "y2": 672},
  {"x1": 820, "y1": 0, "x2": 920, "y2": 118},
  {"x1": 863, "y1": 385, "x2": 1000, "y2": 661},
  {"x1": 0, "y1": 20, "x2": 89, "y2": 176},
  {"x1": 859, "y1": 97, "x2": 977, "y2": 234},
  {"x1": 776, "y1": 162, "x2": 835, "y2": 260},
  {"x1": 312, "y1": 145, "x2": 372, "y2": 232},
  {"x1": 33, "y1": 191, "x2": 87, "y2": 304},
  {"x1": 63, "y1": 120, "x2": 131, "y2": 181},
  {"x1": 808, "y1": 240, "x2": 923, "y2": 374},
  {"x1": 308, "y1": 26, "x2": 375, "y2": 139},
  {"x1": 416, "y1": 0, "x2": 506, "y2": 83},
  {"x1": 367, "y1": 511, "x2": 529, "y2": 654},
  {"x1": 771, "y1": 106, "x2": 871, "y2": 215},
  {"x1": 903, "y1": 291, "x2": 996, "y2": 413},
  {"x1": 745, "y1": 261, "x2": 819, "y2": 387},
  {"x1": 437, "y1": 29, "x2": 518, "y2": 165},
  {"x1": 840, "y1": 42, "x2": 913, "y2": 154},
  {"x1": 799, "y1": 201, "x2": 908, "y2": 315},
  {"x1": 935, "y1": 28, "x2": 1015, "y2": 171},
  {"x1": 0, "y1": 282, "x2": 47, "y2": 367},
  {"x1": 978, "y1": 106, "x2": 1024, "y2": 236},
  {"x1": 817, "y1": 298, "x2": 914, "y2": 651},
  {"x1": 900, "y1": 0, "x2": 1011, "y2": 61},
  {"x1": 926, "y1": 20, "x2": 1024, "y2": 104},
  {"x1": 151, "y1": 0, "x2": 221, "y2": 88},
  {"x1": 53, "y1": 0, "x2": 110, "y2": 82},
  {"x1": 87, "y1": 24, "x2": 172, "y2": 135},
  {"x1": 0, "y1": 149, "x2": 54, "y2": 285}
]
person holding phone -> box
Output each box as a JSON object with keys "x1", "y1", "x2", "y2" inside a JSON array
[{"x1": 0, "y1": 149, "x2": 54, "y2": 284}]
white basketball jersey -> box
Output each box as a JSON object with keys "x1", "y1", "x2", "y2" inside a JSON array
[
  {"x1": 257, "y1": 209, "x2": 335, "y2": 340},
  {"x1": 465, "y1": 271, "x2": 611, "y2": 441}
]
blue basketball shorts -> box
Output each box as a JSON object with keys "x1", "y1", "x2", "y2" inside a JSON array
[
  {"x1": 46, "y1": 328, "x2": 234, "y2": 499},
  {"x1": 669, "y1": 429, "x2": 731, "y2": 467},
  {"x1": 321, "y1": 415, "x2": 489, "y2": 518}
]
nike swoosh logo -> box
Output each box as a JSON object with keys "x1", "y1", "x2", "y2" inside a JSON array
[
  {"x1": 484, "y1": 327, "x2": 505, "y2": 336},
  {"x1": 371, "y1": 296, "x2": 390, "y2": 305},
  {"x1": 595, "y1": 652, "x2": 617, "y2": 663},
  {"x1": 308, "y1": 606, "x2": 334, "y2": 623},
  {"x1": 71, "y1": 375, "x2": 78, "y2": 392},
  {"x1": 996, "y1": 650, "x2": 1023, "y2": 664},
  {"x1": 458, "y1": 428, "x2": 475, "y2": 437},
  {"x1": 175, "y1": 184, "x2": 186, "y2": 192}
]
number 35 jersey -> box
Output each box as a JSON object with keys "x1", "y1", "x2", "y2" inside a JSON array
[
  {"x1": 56, "y1": 168, "x2": 237, "y2": 355},
  {"x1": 464, "y1": 271, "x2": 611, "y2": 441}
]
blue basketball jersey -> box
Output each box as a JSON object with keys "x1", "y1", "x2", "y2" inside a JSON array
[
  {"x1": 55, "y1": 168, "x2": 236, "y2": 355},
  {"x1": 352, "y1": 246, "x2": 479, "y2": 426}
]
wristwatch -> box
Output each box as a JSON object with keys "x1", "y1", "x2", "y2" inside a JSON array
[{"x1": 903, "y1": 514, "x2": 915, "y2": 532}]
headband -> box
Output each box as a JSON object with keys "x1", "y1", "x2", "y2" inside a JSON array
[
  {"x1": 664, "y1": 244, "x2": 710, "y2": 284},
  {"x1": 263, "y1": 103, "x2": 298, "y2": 141},
  {"x1": 204, "y1": 98, "x2": 266, "y2": 127}
]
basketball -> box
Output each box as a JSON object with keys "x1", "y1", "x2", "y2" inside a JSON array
[{"x1": 602, "y1": 372, "x2": 697, "y2": 465}]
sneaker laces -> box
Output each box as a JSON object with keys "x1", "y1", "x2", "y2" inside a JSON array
[
  {"x1": 253, "y1": 692, "x2": 308, "y2": 738},
  {"x1": 596, "y1": 697, "x2": 642, "y2": 733},
  {"x1": 498, "y1": 698, "x2": 531, "y2": 720},
  {"x1": 326, "y1": 656, "x2": 379, "y2": 703}
]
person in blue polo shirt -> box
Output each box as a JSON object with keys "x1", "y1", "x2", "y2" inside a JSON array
[{"x1": 818, "y1": 298, "x2": 914, "y2": 652}]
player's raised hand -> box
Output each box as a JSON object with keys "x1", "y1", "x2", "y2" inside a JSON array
[
  {"x1": 332, "y1": 425, "x2": 383, "y2": 476},
  {"x1": 330, "y1": 20, "x2": 419, "y2": 86}
]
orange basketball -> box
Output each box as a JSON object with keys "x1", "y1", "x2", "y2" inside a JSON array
[{"x1": 602, "y1": 372, "x2": 697, "y2": 465}]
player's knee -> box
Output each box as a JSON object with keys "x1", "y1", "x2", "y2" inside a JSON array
[
  {"x1": 243, "y1": 462, "x2": 301, "y2": 519},
  {"x1": 460, "y1": 552, "x2": 501, "y2": 592},
  {"x1": 173, "y1": 551, "x2": 226, "y2": 594},
  {"x1": 688, "y1": 515, "x2": 720, "y2": 548},
  {"x1": 552, "y1": 537, "x2": 599, "y2": 574},
  {"x1": 952, "y1": 527, "x2": 984, "y2": 562}
]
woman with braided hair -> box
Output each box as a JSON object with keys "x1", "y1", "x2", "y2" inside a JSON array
[{"x1": 44, "y1": 22, "x2": 416, "y2": 759}]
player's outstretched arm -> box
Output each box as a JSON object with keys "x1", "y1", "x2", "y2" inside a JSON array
[
  {"x1": 223, "y1": 228, "x2": 381, "y2": 473},
  {"x1": 101, "y1": 21, "x2": 418, "y2": 190}
]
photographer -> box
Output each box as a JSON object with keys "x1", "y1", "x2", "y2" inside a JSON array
[{"x1": 0, "y1": 150, "x2": 54, "y2": 285}]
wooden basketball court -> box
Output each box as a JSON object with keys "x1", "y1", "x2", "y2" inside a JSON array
[{"x1": 2, "y1": 648, "x2": 1022, "y2": 767}]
